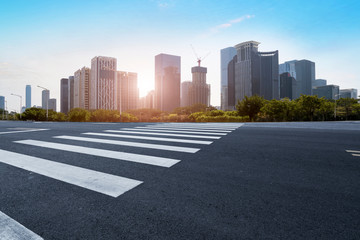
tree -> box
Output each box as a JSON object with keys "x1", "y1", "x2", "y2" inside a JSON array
[
  {"x1": 22, "y1": 107, "x2": 46, "y2": 121},
  {"x1": 68, "y1": 108, "x2": 90, "y2": 122},
  {"x1": 236, "y1": 95, "x2": 265, "y2": 122},
  {"x1": 296, "y1": 95, "x2": 323, "y2": 121},
  {"x1": 261, "y1": 99, "x2": 289, "y2": 121},
  {"x1": 336, "y1": 98, "x2": 358, "y2": 120}
]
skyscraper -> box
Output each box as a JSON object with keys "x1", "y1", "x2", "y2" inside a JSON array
[
  {"x1": 42, "y1": 90, "x2": 50, "y2": 110},
  {"x1": 181, "y1": 81, "x2": 192, "y2": 107},
  {"x1": 74, "y1": 67, "x2": 91, "y2": 110},
  {"x1": 60, "y1": 78, "x2": 69, "y2": 114},
  {"x1": 90, "y1": 56, "x2": 117, "y2": 110},
  {"x1": 155, "y1": 53, "x2": 181, "y2": 112},
  {"x1": 188, "y1": 66, "x2": 210, "y2": 106},
  {"x1": 279, "y1": 59, "x2": 315, "y2": 98},
  {"x1": 280, "y1": 72, "x2": 296, "y2": 99},
  {"x1": 68, "y1": 76, "x2": 74, "y2": 111},
  {"x1": 221, "y1": 47, "x2": 237, "y2": 110},
  {"x1": 340, "y1": 88, "x2": 358, "y2": 99},
  {"x1": 117, "y1": 71, "x2": 138, "y2": 112},
  {"x1": 25, "y1": 85, "x2": 31, "y2": 109},
  {"x1": 313, "y1": 79, "x2": 327, "y2": 87},
  {"x1": 313, "y1": 85, "x2": 339, "y2": 100}
]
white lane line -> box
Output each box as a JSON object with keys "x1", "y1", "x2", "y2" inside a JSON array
[
  {"x1": 0, "y1": 149, "x2": 142, "y2": 198},
  {"x1": 0, "y1": 129, "x2": 49, "y2": 135},
  {"x1": 146, "y1": 125, "x2": 238, "y2": 130},
  {"x1": 82, "y1": 132, "x2": 213, "y2": 145},
  {"x1": 135, "y1": 127, "x2": 232, "y2": 133},
  {"x1": 352, "y1": 154, "x2": 360, "y2": 157},
  {"x1": 154, "y1": 123, "x2": 244, "y2": 127},
  {"x1": 15, "y1": 140, "x2": 180, "y2": 168},
  {"x1": 104, "y1": 130, "x2": 221, "y2": 139},
  {"x1": 54, "y1": 135, "x2": 200, "y2": 153},
  {"x1": 120, "y1": 128, "x2": 227, "y2": 136},
  {"x1": 346, "y1": 150, "x2": 360, "y2": 153},
  {"x1": 0, "y1": 211, "x2": 43, "y2": 240}
]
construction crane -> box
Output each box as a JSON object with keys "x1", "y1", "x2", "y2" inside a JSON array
[{"x1": 191, "y1": 44, "x2": 210, "y2": 67}]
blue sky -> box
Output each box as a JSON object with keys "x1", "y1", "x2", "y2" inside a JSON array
[{"x1": 1, "y1": 0, "x2": 359, "y2": 111}]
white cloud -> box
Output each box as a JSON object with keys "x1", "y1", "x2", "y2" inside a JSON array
[{"x1": 210, "y1": 15, "x2": 255, "y2": 34}]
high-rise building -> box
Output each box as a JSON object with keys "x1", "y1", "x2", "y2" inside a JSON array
[
  {"x1": 181, "y1": 81, "x2": 192, "y2": 107},
  {"x1": 117, "y1": 71, "x2": 138, "y2": 112},
  {"x1": 145, "y1": 90, "x2": 155, "y2": 109},
  {"x1": 313, "y1": 79, "x2": 327, "y2": 87},
  {"x1": 68, "y1": 76, "x2": 74, "y2": 111},
  {"x1": 48, "y1": 98, "x2": 57, "y2": 112},
  {"x1": 280, "y1": 72, "x2": 296, "y2": 99},
  {"x1": 221, "y1": 47, "x2": 237, "y2": 110},
  {"x1": 220, "y1": 41, "x2": 279, "y2": 109},
  {"x1": 74, "y1": 67, "x2": 91, "y2": 110},
  {"x1": 155, "y1": 53, "x2": 181, "y2": 112},
  {"x1": 188, "y1": 66, "x2": 210, "y2": 106},
  {"x1": 0, "y1": 96, "x2": 5, "y2": 110},
  {"x1": 279, "y1": 60, "x2": 297, "y2": 79},
  {"x1": 90, "y1": 56, "x2": 117, "y2": 110},
  {"x1": 25, "y1": 85, "x2": 31, "y2": 109},
  {"x1": 313, "y1": 85, "x2": 339, "y2": 100},
  {"x1": 294, "y1": 60, "x2": 315, "y2": 98},
  {"x1": 340, "y1": 88, "x2": 358, "y2": 99},
  {"x1": 42, "y1": 90, "x2": 50, "y2": 110},
  {"x1": 60, "y1": 78, "x2": 69, "y2": 114}
]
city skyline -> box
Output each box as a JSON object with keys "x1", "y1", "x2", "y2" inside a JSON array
[{"x1": 1, "y1": 0, "x2": 359, "y2": 112}]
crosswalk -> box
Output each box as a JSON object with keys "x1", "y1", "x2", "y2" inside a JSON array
[
  {"x1": 346, "y1": 149, "x2": 360, "y2": 157},
  {"x1": 1, "y1": 123, "x2": 243, "y2": 198}
]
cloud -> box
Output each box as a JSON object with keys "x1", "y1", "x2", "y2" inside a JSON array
[
  {"x1": 210, "y1": 15, "x2": 255, "y2": 34},
  {"x1": 154, "y1": 0, "x2": 175, "y2": 9}
]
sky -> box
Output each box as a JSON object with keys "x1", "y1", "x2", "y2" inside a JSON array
[{"x1": 1, "y1": 0, "x2": 359, "y2": 112}]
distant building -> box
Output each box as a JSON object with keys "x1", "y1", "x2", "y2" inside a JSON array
[
  {"x1": 117, "y1": 71, "x2": 138, "y2": 112},
  {"x1": 145, "y1": 90, "x2": 155, "y2": 109},
  {"x1": 48, "y1": 98, "x2": 57, "y2": 112},
  {"x1": 68, "y1": 76, "x2": 74, "y2": 111},
  {"x1": 42, "y1": 90, "x2": 50, "y2": 109},
  {"x1": 0, "y1": 96, "x2": 5, "y2": 110},
  {"x1": 90, "y1": 56, "x2": 117, "y2": 110},
  {"x1": 280, "y1": 60, "x2": 315, "y2": 98},
  {"x1": 340, "y1": 88, "x2": 358, "y2": 99},
  {"x1": 25, "y1": 85, "x2": 31, "y2": 109},
  {"x1": 181, "y1": 81, "x2": 192, "y2": 107},
  {"x1": 21, "y1": 106, "x2": 26, "y2": 113},
  {"x1": 60, "y1": 78, "x2": 69, "y2": 114},
  {"x1": 313, "y1": 85, "x2": 339, "y2": 100},
  {"x1": 74, "y1": 67, "x2": 91, "y2": 110},
  {"x1": 313, "y1": 79, "x2": 327, "y2": 87},
  {"x1": 155, "y1": 53, "x2": 181, "y2": 112},
  {"x1": 220, "y1": 47, "x2": 237, "y2": 110},
  {"x1": 280, "y1": 72, "x2": 296, "y2": 99}
]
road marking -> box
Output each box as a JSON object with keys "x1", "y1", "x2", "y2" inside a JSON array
[
  {"x1": 135, "y1": 127, "x2": 232, "y2": 133},
  {"x1": 0, "y1": 211, "x2": 43, "y2": 240},
  {"x1": 54, "y1": 135, "x2": 200, "y2": 153},
  {"x1": 352, "y1": 154, "x2": 360, "y2": 157},
  {"x1": 145, "y1": 125, "x2": 238, "y2": 130},
  {"x1": 15, "y1": 140, "x2": 180, "y2": 168},
  {"x1": 120, "y1": 128, "x2": 227, "y2": 135},
  {"x1": 153, "y1": 123, "x2": 244, "y2": 128},
  {"x1": 82, "y1": 132, "x2": 213, "y2": 145},
  {"x1": 0, "y1": 129, "x2": 49, "y2": 135},
  {"x1": 346, "y1": 150, "x2": 360, "y2": 153},
  {"x1": 104, "y1": 130, "x2": 221, "y2": 139},
  {"x1": 92, "y1": 123, "x2": 118, "y2": 125},
  {"x1": 0, "y1": 149, "x2": 142, "y2": 198}
]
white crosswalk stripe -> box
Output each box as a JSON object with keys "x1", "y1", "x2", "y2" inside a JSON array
[
  {"x1": 0, "y1": 149, "x2": 142, "y2": 198},
  {"x1": 104, "y1": 130, "x2": 221, "y2": 139},
  {"x1": 53, "y1": 135, "x2": 200, "y2": 153},
  {"x1": 15, "y1": 140, "x2": 180, "y2": 168},
  {"x1": 134, "y1": 127, "x2": 232, "y2": 133},
  {"x1": 346, "y1": 150, "x2": 360, "y2": 157},
  {"x1": 82, "y1": 132, "x2": 213, "y2": 145},
  {"x1": 0, "y1": 211, "x2": 43, "y2": 240},
  {"x1": 119, "y1": 128, "x2": 228, "y2": 135}
]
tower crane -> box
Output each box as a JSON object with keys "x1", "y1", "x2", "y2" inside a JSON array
[{"x1": 191, "y1": 44, "x2": 210, "y2": 67}]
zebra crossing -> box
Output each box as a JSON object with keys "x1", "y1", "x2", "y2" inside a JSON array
[
  {"x1": 346, "y1": 149, "x2": 360, "y2": 157},
  {"x1": 1, "y1": 123, "x2": 244, "y2": 198}
]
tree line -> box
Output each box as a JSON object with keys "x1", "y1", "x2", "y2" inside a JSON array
[{"x1": 2, "y1": 95, "x2": 359, "y2": 122}]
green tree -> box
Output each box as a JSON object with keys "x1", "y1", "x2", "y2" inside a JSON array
[
  {"x1": 336, "y1": 98, "x2": 358, "y2": 120},
  {"x1": 296, "y1": 95, "x2": 323, "y2": 121},
  {"x1": 261, "y1": 99, "x2": 289, "y2": 121},
  {"x1": 236, "y1": 95, "x2": 265, "y2": 122},
  {"x1": 68, "y1": 108, "x2": 90, "y2": 122},
  {"x1": 22, "y1": 107, "x2": 46, "y2": 121}
]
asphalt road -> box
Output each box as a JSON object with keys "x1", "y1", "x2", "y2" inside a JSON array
[{"x1": 0, "y1": 121, "x2": 359, "y2": 239}]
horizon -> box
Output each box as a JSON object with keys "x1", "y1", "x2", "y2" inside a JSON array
[{"x1": 1, "y1": 0, "x2": 359, "y2": 112}]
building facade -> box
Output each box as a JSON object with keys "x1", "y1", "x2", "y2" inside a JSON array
[
  {"x1": 340, "y1": 88, "x2": 358, "y2": 99},
  {"x1": 74, "y1": 67, "x2": 91, "y2": 110},
  {"x1": 280, "y1": 72, "x2": 296, "y2": 99},
  {"x1": 313, "y1": 79, "x2": 327, "y2": 87},
  {"x1": 60, "y1": 78, "x2": 69, "y2": 114},
  {"x1": 25, "y1": 85, "x2": 31, "y2": 109},
  {"x1": 117, "y1": 71, "x2": 138, "y2": 112},
  {"x1": 220, "y1": 47, "x2": 237, "y2": 110},
  {"x1": 48, "y1": 98, "x2": 57, "y2": 112},
  {"x1": 294, "y1": 60, "x2": 315, "y2": 98},
  {"x1": 155, "y1": 53, "x2": 181, "y2": 112},
  {"x1": 42, "y1": 90, "x2": 50, "y2": 110},
  {"x1": 313, "y1": 85, "x2": 340, "y2": 100},
  {"x1": 68, "y1": 76, "x2": 74, "y2": 111},
  {"x1": 0, "y1": 96, "x2": 4, "y2": 110},
  {"x1": 181, "y1": 81, "x2": 192, "y2": 107},
  {"x1": 90, "y1": 56, "x2": 117, "y2": 110},
  {"x1": 188, "y1": 66, "x2": 210, "y2": 106}
]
